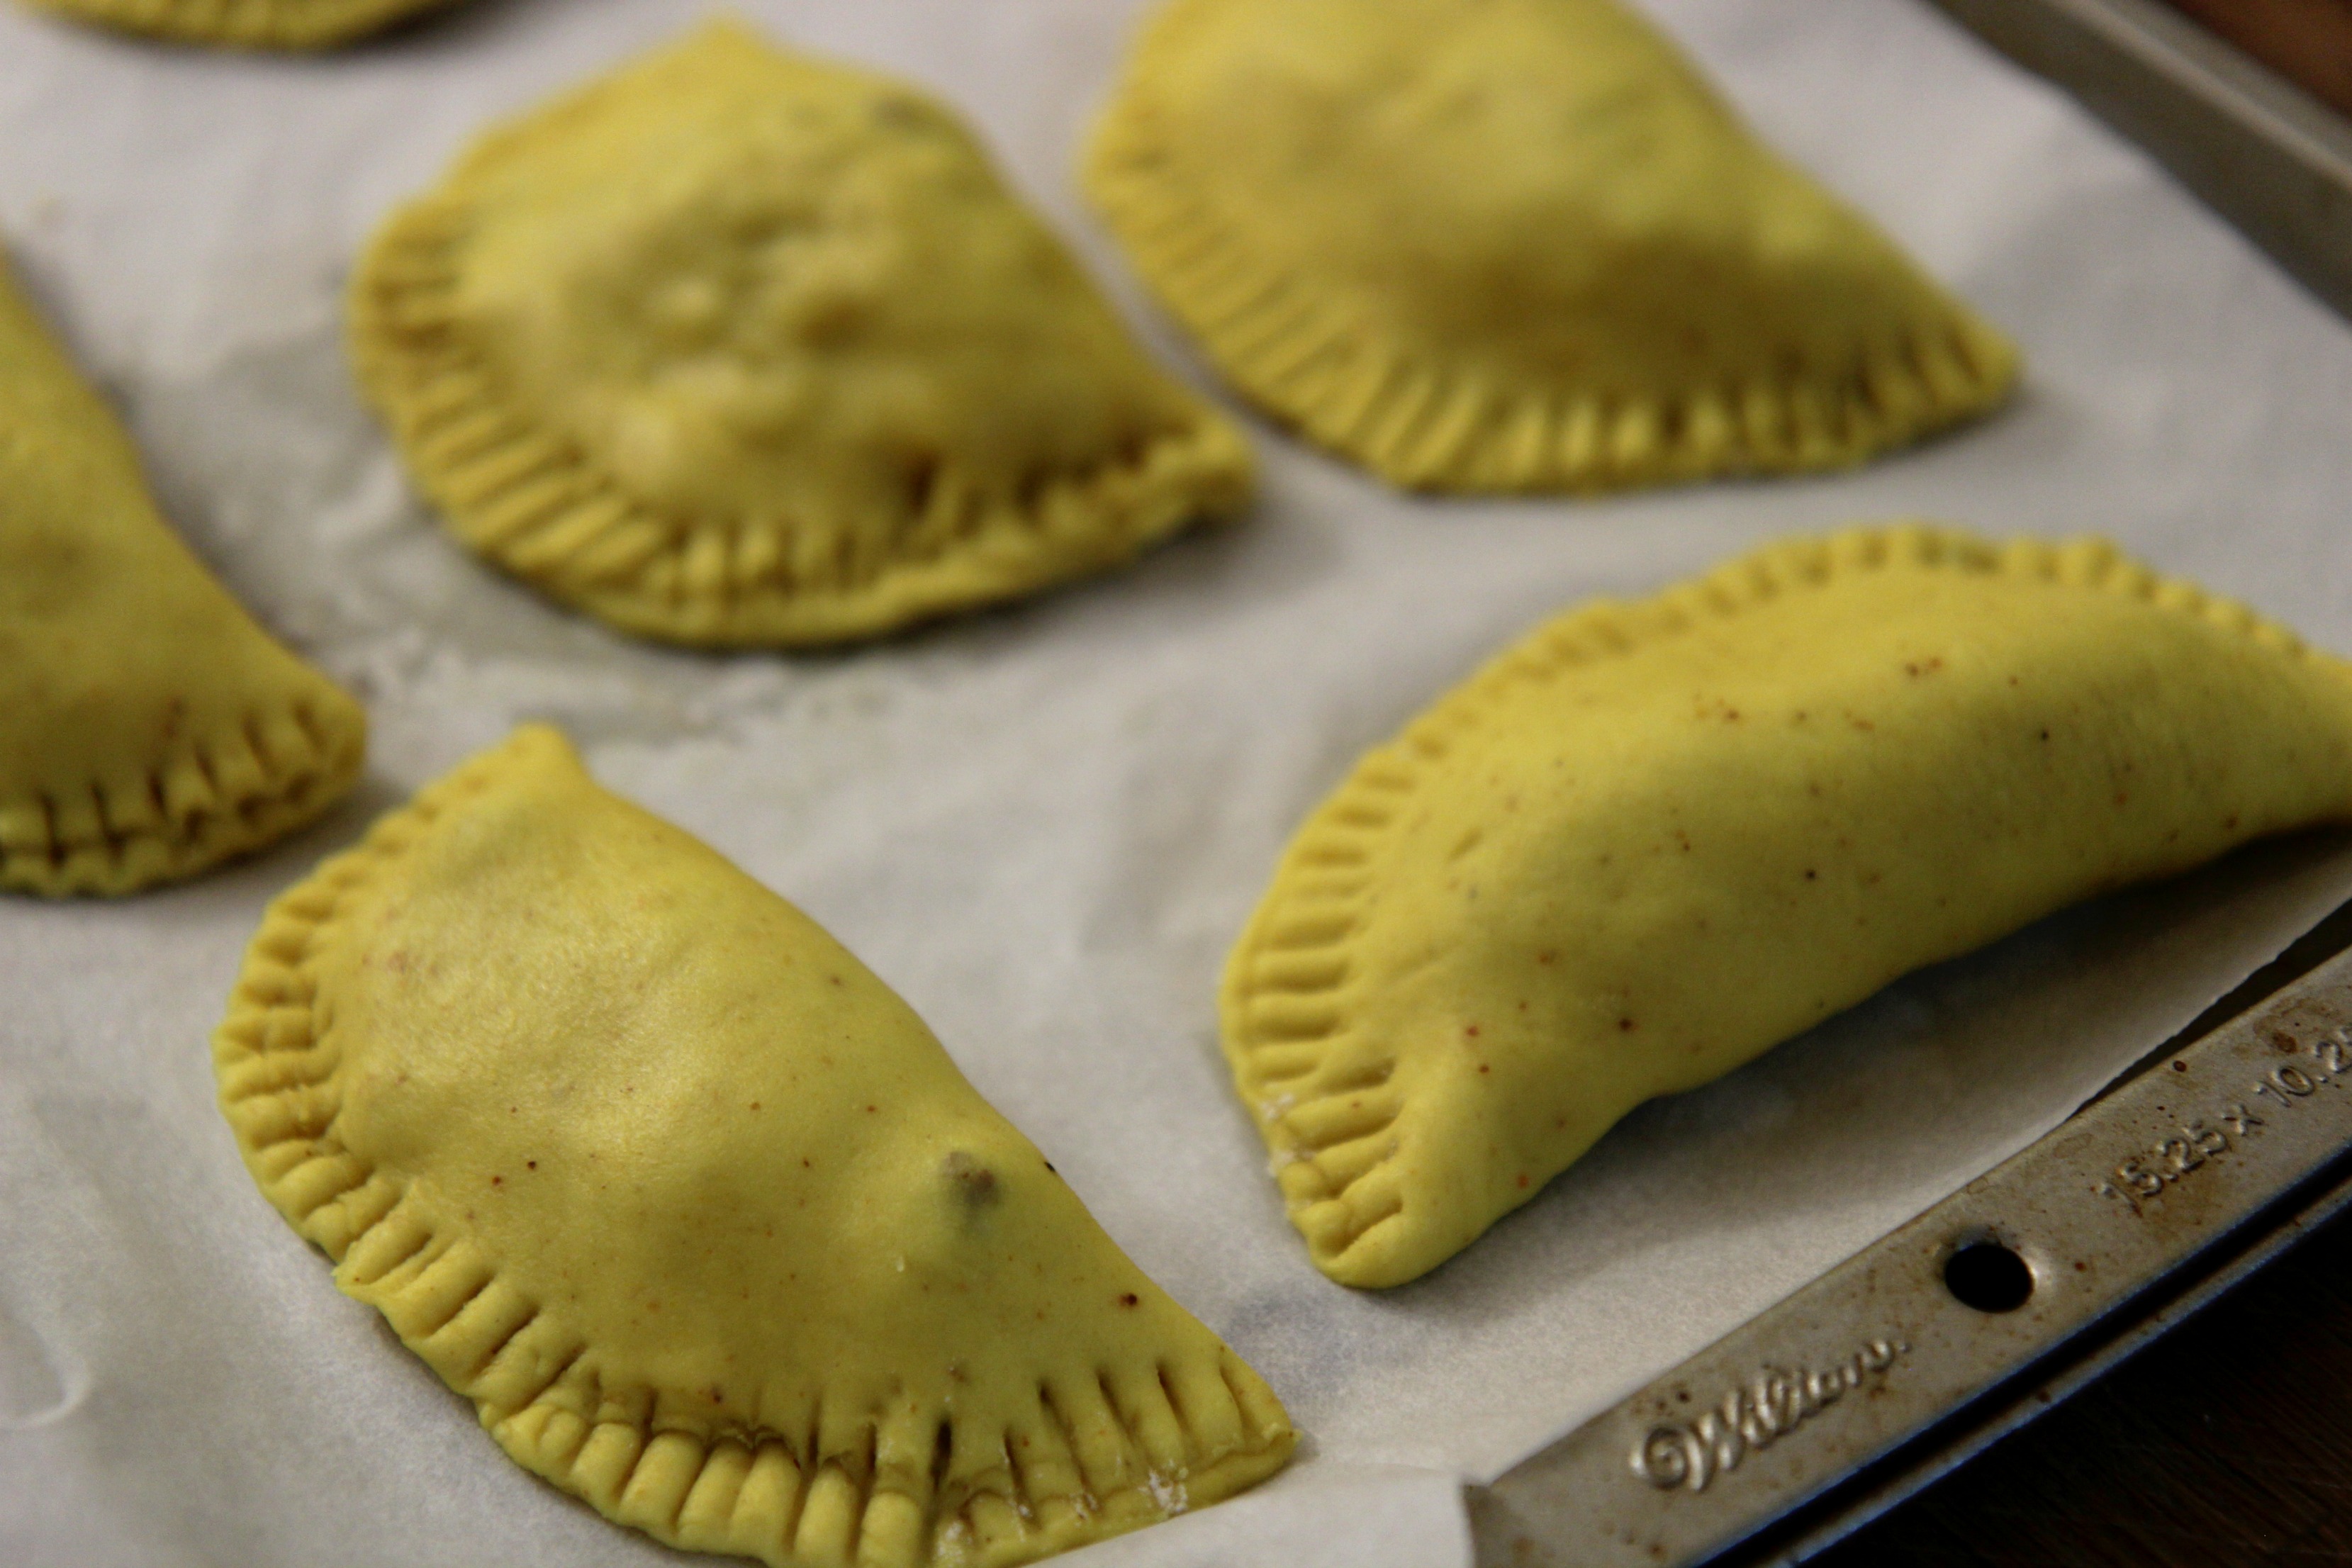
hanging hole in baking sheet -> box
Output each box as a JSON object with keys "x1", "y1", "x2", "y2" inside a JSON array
[{"x1": 1944, "y1": 1240, "x2": 2035, "y2": 1313}]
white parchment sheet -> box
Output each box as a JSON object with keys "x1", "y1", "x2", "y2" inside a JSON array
[{"x1": 7, "y1": 1, "x2": 2352, "y2": 1564}]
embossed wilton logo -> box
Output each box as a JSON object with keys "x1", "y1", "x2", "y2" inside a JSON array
[{"x1": 1630, "y1": 1337, "x2": 1910, "y2": 1492}]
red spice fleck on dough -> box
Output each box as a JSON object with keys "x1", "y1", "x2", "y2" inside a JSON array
[{"x1": 1118, "y1": 1292, "x2": 1140, "y2": 1307}]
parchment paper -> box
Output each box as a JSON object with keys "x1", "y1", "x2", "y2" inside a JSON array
[{"x1": 7, "y1": 1, "x2": 2352, "y2": 1564}]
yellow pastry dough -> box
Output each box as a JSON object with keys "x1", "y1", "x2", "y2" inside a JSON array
[
  {"x1": 214, "y1": 726, "x2": 1295, "y2": 1567},
  {"x1": 18, "y1": 0, "x2": 459, "y2": 49},
  {"x1": 0, "y1": 247, "x2": 365, "y2": 897},
  {"x1": 1223, "y1": 525, "x2": 2352, "y2": 1287},
  {"x1": 1085, "y1": 0, "x2": 2020, "y2": 493},
  {"x1": 352, "y1": 21, "x2": 1255, "y2": 648}
]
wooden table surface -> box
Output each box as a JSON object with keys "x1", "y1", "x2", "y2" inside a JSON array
[{"x1": 2158, "y1": 0, "x2": 2352, "y2": 118}]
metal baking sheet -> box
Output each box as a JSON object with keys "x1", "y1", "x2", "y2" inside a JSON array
[
  {"x1": 1469, "y1": 895, "x2": 2352, "y2": 1565},
  {"x1": 1926, "y1": 0, "x2": 2352, "y2": 320}
]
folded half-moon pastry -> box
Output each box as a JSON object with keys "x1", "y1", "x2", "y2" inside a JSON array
[
  {"x1": 352, "y1": 21, "x2": 1255, "y2": 648},
  {"x1": 19, "y1": 0, "x2": 460, "y2": 48},
  {"x1": 214, "y1": 726, "x2": 1295, "y2": 1567},
  {"x1": 0, "y1": 247, "x2": 365, "y2": 897},
  {"x1": 1086, "y1": 0, "x2": 2019, "y2": 493},
  {"x1": 1223, "y1": 525, "x2": 2352, "y2": 1287}
]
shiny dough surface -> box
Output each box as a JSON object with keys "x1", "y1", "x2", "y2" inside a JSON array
[
  {"x1": 1087, "y1": 0, "x2": 2017, "y2": 492},
  {"x1": 1223, "y1": 526, "x2": 2352, "y2": 1287},
  {"x1": 352, "y1": 21, "x2": 1254, "y2": 646},
  {"x1": 215, "y1": 727, "x2": 1294, "y2": 1567}
]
